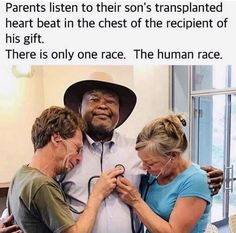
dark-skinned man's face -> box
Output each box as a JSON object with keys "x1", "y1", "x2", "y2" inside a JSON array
[{"x1": 80, "y1": 89, "x2": 119, "y2": 136}]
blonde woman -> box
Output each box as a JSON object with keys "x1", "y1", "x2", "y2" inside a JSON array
[{"x1": 116, "y1": 114, "x2": 212, "y2": 233}]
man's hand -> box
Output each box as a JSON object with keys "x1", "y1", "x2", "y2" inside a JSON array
[
  {"x1": 201, "y1": 165, "x2": 224, "y2": 196},
  {"x1": 0, "y1": 215, "x2": 22, "y2": 233},
  {"x1": 91, "y1": 168, "x2": 124, "y2": 201}
]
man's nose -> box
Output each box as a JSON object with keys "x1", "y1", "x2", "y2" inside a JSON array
[
  {"x1": 98, "y1": 98, "x2": 108, "y2": 108},
  {"x1": 76, "y1": 157, "x2": 81, "y2": 163},
  {"x1": 76, "y1": 151, "x2": 82, "y2": 161}
]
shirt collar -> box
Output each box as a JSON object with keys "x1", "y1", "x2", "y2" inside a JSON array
[{"x1": 84, "y1": 131, "x2": 118, "y2": 147}]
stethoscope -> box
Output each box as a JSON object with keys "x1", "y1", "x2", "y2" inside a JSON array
[
  {"x1": 132, "y1": 158, "x2": 172, "y2": 233},
  {"x1": 60, "y1": 155, "x2": 171, "y2": 233},
  {"x1": 59, "y1": 135, "x2": 126, "y2": 214},
  {"x1": 59, "y1": 164, "x2": 126, "y2": 215},
  {"x1": 130, "y1": 172, "x2": 156, "y2": 233}
]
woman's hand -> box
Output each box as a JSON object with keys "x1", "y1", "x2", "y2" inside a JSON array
[
  {"x1": 201, "y1": 165, "x2": 224, "y2": 195},
  {"x1": 116, "y1": 176, "x2": 141, "y2": 206}
]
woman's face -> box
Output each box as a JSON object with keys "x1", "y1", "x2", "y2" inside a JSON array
[{"x1": 137, "y1": 146, "x2": 171, "y2": 177}]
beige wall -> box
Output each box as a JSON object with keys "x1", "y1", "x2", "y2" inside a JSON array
[
  {"x1": 131, "y1": 65, "x2": 170, "y2": 136},
  {"x1": 0, "y1": 65, "x2": 170, "y2": 183},
  {"x1": 0, "y1": 67, "x2": 45, "y2": 184}
]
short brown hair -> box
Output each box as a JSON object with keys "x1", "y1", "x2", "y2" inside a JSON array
[{"x1": 31, "y1": 106, "x2": 84, "y2": 151}]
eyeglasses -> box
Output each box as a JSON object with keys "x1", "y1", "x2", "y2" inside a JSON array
[{"x1": 58, "y1": 139, "x2": 83, "y2": 155}]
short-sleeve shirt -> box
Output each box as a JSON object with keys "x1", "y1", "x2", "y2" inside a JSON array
[
  {"x1": 7, "y1": 165, "x2": 75, "y2": 233},
  {"x1": 143, "y1": 164, "x2": 212, "y2": 233}
]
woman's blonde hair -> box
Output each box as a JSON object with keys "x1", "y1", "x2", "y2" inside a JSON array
[{"x1": 135, "y1": 113, "x2": 188, "y2": 157}]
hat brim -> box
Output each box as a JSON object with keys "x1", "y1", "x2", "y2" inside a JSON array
[{"x1": 64, "y1": 80, "x2": 137, "y2": 128}]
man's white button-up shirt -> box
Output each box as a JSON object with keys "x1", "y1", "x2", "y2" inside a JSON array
[{"x1": 61, "y1": 131, "x2": 144, "y2": 233}]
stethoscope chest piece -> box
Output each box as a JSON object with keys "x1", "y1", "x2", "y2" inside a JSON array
[{"x1": 115, "y1": 164, "x2": 125, "y2": 175}]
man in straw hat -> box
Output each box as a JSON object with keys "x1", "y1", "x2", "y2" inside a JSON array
[{"x1": 62, "y1": 72, "x2": 223, "y2": 233}]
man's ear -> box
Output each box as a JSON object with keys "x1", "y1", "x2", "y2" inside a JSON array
[{"x1": 51, "y1": 133, "x2": 62, "y2": 146}]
